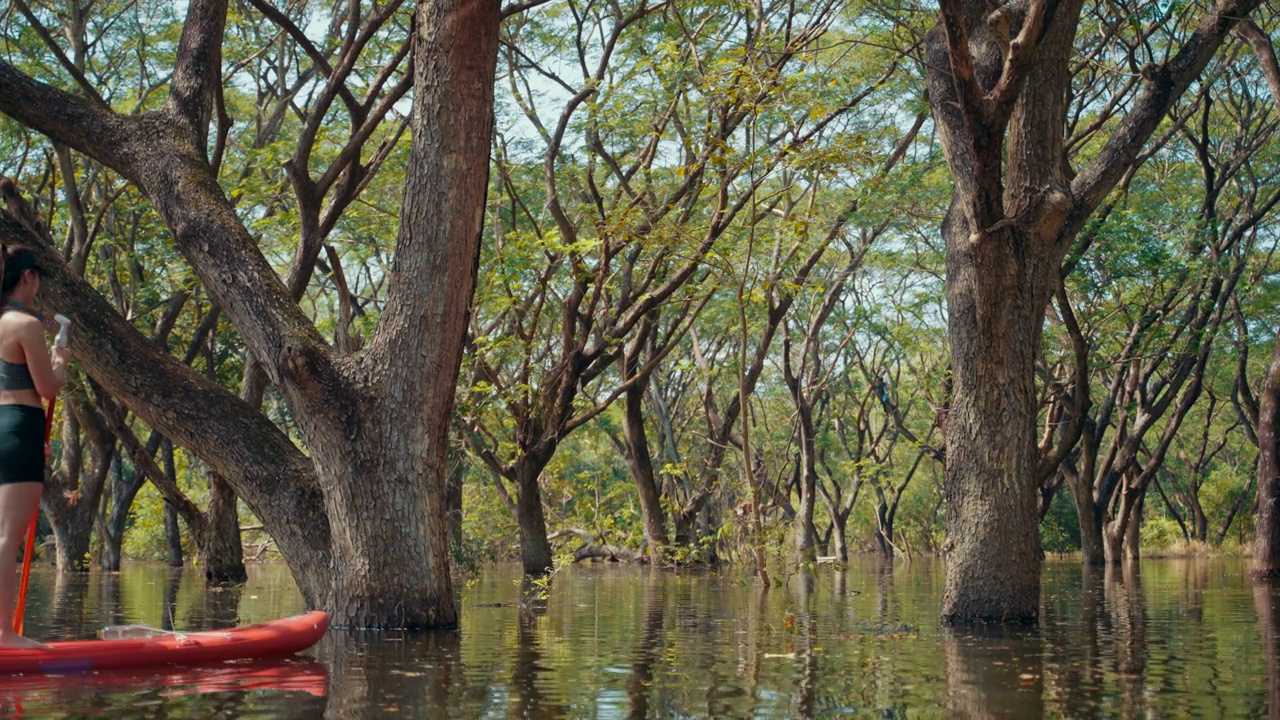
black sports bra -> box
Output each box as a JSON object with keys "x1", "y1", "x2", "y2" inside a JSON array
[{"x1": 0, "y1": 302, "x2": 37, "y2": 391}]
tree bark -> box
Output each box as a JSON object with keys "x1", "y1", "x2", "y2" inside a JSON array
[
  {"x1": 938, "y1": 219, "x2": 1047, "y2": 623},
  {"x1": 446, "y1": 451, "x2": 464, "y2": 554},
  {"x1": 792, "y1": 382, "x2": 820, "y2": 562},
  {"x1": 1239, "y1": 22, "x2": 1280, "y2": 581},
  {"x1": 1071, "y1": 474, "x2": 1106, "y2": 565},
  {"x1": 0, "y1": 0, "x2": 502, "y2": 627},
  {"x1": 621, "y1": 367, "x2": 668, "y2": 564},
  {"x1": 513, "y1": 462, "x2": 554, "y2": 575},
  {"x1": 45, "y1": 394, "x2": 114, "y2": 573},
  {"x1": 1255, "y1": 330, "x2": 1280, "y2": 578},
  {"x1": 199, "y1": 472, "x2": 246, "y2": 583},
  {"x1": 162, "y1": 439, "x2": 184, "y2": 567},
  {"x1": 164, "y1": 503, "x2": 184, "y2": 567},
  {"x1": 874, "y1": 494, "x2": 895, "y2": 560},
  {"x1": 1124, "y1": 493, "x2": 1143, "y2": 562},
  {"x1": 925, "y1": 0, "x2": 1261, "y2": 623}
]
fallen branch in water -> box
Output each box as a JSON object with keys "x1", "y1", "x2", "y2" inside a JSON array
[
  {"x1": 574, "y1": 544, "x2": 647, "y2": 563},
  {"x1": 548, "y1": 527, "x2": 647, "y2": 563}
]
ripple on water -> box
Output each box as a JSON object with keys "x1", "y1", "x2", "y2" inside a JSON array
[{"x1": 3, "y1": 558, "x2": 1277, "y2": 718}]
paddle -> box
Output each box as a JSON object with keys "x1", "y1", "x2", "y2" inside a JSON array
[{"x1": 14, "y1": 313, "x2": 70, "y2": 635}]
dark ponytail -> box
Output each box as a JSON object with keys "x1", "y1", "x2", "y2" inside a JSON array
[{"x1": 1, "y1": 248, "x2": 40, "y2": 301}]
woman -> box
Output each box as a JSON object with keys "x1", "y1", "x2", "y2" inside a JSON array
[{"x1": 0, "y1": 248, "x2": 69, "y2": 648}]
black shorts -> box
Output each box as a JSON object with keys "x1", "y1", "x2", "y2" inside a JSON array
[{"x1": 0, "y1": 404, "x2": 45, "y2": 485}]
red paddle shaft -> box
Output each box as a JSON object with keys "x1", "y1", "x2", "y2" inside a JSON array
[{"x1": 14, "y1": 316, "x2": 70, "y2": 635}]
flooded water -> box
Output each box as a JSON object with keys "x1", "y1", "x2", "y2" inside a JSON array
[{"x1": 2, "y1": 557, "x2": 1275, "y2": 717}]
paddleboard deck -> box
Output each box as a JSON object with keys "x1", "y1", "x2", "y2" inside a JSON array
[{"x1": 0, "y1": 611, "x2": 328, "y2": 674}]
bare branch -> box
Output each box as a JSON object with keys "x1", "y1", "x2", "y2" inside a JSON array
[
  {"x1": 1068, "y1": 0, "x2": 1264, "y2": 236},
  {"x1": 10, "y1": 0, "x2": 107, "y2": 108},
  {"x1": 1234, "y1": 20, "x2": 1280, "y2": 110}
]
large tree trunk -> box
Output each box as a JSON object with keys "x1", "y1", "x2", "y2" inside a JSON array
[
  {"x1": 923, "y1": 0, "x2": 1258, "y2": 624},
  {"x1": 1255, "y1": 329, "x2": 1280, "y2": 578},
  {"x1": 938, "y1": 218, "x2": 1046, "y2": 623},
  {"x1": 1253, "y1": 582, "x2": 1280, "y2": 718},
  {"x1": 1236, "y1": 20, "x2": 1280, "y2": 580}
]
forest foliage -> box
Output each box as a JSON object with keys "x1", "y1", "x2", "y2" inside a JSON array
[{"x1": 0, "y1": 0, "x2": 1276, "y2": 574}]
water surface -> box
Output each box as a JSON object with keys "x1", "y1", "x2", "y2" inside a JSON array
[{"x1": 4, "y1": 558, "x2": 1274, "y2": 717}]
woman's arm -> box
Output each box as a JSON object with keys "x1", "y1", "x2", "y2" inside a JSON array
[{"x1": 18, "y1": 317, "x2": 66, "y2": 399}]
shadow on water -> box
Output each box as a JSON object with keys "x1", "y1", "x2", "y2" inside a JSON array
[{"x1": 4, "y1": 558, "x2": 1280, "y2": 717}]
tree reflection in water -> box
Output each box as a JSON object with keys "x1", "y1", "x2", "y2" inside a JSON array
[
  {"x1": 1105, "y1": 562, "x2": 1148, "y2": 718},
  {"x1": 626, "y1": 569, "x2": 666, "y2": 719},
  {"x1": 795, "y1": 567, "x2": 819, "y2": 719},
  {"x1": 944, "y1": 621, "x2": 1046, "y2": 718},
  {"x1": 4, "y1": 560, "x2": 1280, "y2": 716},
  {"x1": 1256, "y1": 582, "x2": 1280, "y2": 719},
  {"x1": 511, "y1": 574, "x2": 567, "y2": 719}
]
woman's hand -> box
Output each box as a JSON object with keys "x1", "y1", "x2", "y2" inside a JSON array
[{"x1": 50, "y1": 344, "x2": 71, "y2": 367}]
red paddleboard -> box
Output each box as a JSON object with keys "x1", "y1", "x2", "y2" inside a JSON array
[{"x1": 0, "y1": 611, "x2": 328, "y2": 674}]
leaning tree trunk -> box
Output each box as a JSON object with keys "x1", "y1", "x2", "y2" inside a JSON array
[
  {"x1": 1255, "y1": 329, "x2": 1280, "y2": 578},
  {"x1": 621, "y1": 374, "x2": 668, "y2": 563}
]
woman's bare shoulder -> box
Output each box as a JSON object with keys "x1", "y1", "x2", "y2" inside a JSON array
[{"x1": 0, "y1": 310, "x2": 43, "y2": 335}]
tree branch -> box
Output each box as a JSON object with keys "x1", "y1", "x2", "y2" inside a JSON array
[
  {"x1": 1067, "y1": 0, "x2": 1263, "y2": 236},
  {"x1": 987, "y1": 0, "x2": 1061, "y2": 120},
  {"x1": 0, "y1": 205, "x2": 330, "y2": 575},
  {"x1": 1234, "y1": 21, "x2": 1280, "y2": 111},
  {"x1": 166, "y1": 0, "x2": 230, "y2": 144},
  {"x1": 10, "y1": 0, "x2": 107, "y2": 108},
  {"x1": 0, "y1": 61, "x2": 132, "y2": 172}
]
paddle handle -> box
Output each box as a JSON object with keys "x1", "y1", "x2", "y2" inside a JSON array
[{"x1": 54, "y1": 314, "x2": 70, "y2": 348}]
